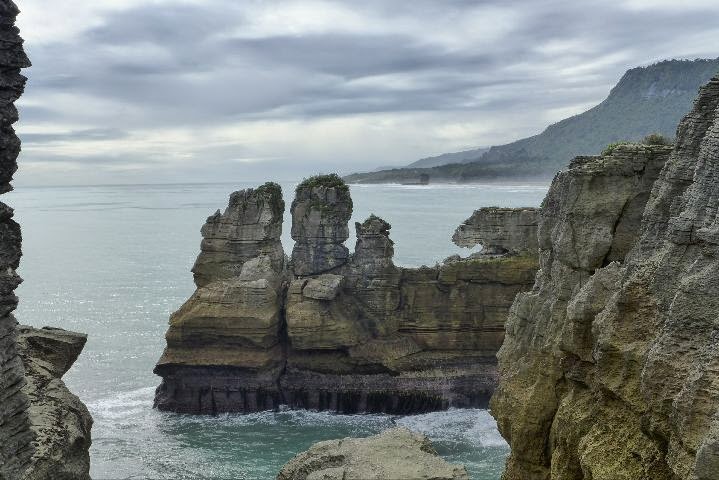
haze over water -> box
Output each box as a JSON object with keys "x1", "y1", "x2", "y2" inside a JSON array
[{"x1": 7, "y1": 182, "x2": 547, "y2": 479}]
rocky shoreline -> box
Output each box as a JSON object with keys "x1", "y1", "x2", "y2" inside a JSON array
[{"x1": 154, "y1": 176, "x2": 539, "y2": 414}]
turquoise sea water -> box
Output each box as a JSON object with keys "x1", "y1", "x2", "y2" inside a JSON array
[{"x1": 7, "y1": 182, "x2": 548, "y2": 479}]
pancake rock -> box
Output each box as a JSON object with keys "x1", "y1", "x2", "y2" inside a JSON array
[
  {"x1": 0, "y1": 4, "x2": 92, "y2": 478},
  {"x1": 276, "y1": 427, "x2": 469, "y2": 480},
  {"x1": 155, "y1": 175, "x2": 539, "y2": 414},
  {"x1": 0, "y1": 2, "x2": 31, "y2": 476},
  {"x1": 453, "y1": 207, "x2": 540, "y2": 254},
  {"x1": 290, "y1": 174, "x2": 353, "y2": 276},
  {"x1": 155, "y1": 184, "x2": 287, "y2": 413},
  {"x1": 17, "y1": 326, "x2": 93, "y2": 480},
  {"x1": 491, "y1": 81, "x2": 719, "y2": 479},
  {"x1": 192, "y1": 182, "x2": 285, "y2": 287}
]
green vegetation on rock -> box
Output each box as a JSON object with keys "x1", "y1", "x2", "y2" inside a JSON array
[{"x1": 296, "y1": 173, "x2": 350, "y2": 194}]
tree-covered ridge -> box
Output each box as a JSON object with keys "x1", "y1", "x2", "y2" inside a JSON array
[{"x1": 345, "y1": 58, "x2": 719, "y2": 183}]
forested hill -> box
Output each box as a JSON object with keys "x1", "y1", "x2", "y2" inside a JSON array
[{"x1": 345, "y1": 58, "x2": 719, "y2": 184}]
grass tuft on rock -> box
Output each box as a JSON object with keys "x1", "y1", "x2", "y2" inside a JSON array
[{"x1": 296, "y1": 173, "x2": 350, "y2": 195}]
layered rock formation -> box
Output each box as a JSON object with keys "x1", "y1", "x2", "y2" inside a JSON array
[
  {"x1": 0, "y1": 5, "x2": 92, "y2": 479},
  {"x1": 155, "y1": 184, "x2": 287, "y2": 413},
  {"x1": 453, "y1": 207, "x2": 539, "y2": 255},
  {"x1": 290, "y1": 175, "x2": 353, "y2": 276},
  {"x1": 492, "y1": 78, "x2": 719, "y2": 479},
  {"x1": 192, "y1": 183, "x2": 285, "y2": 287},
  {"x1": 277, "y1": 427, "x2": 469, "y2": 480},
  {"x1": 17, "y1": 327, "x2": 93, "y2": 480},
  {"x1": 155, "y1": 175, "x2": 539, "y2": 414},
  {"x1": 0, "y1": 2, "x2": 33, "y2": 477}
]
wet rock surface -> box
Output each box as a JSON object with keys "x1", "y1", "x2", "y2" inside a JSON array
[
  {"x1": 491, "y1": 78, "x2": 719, "y2": 479},
  {"x1": 276, "y1": 427, "x2": 469, "y2": 480},
  {"x1": 155, "y1": 175, "x2": 539, "y2": 414}
]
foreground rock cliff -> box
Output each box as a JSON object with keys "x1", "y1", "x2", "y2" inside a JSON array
[
  {"x1": 492, "y1": 77, "x2": 719, "y2": 479},
  {"x1": 0, "y1": 3, "x2": 92, "y2": 479},
  {"x1": 155, "y1": 175, "x2": 539, "y2": 414},
  {"x1": 277, "y1": 427, "x2": 469, "y2": 480}
]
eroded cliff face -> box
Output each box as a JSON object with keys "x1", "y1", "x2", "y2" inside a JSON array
[
  {"x1": 491, "y1": 78, "x2": 719, "y2": 479},
  {"x1": 155, "y1": 177, "x2": 539, "y2": 414},
  {"x1": 17, "y1": 327, "x2": 93, "y2": 480},
  {"x1": 0, "y1": 2, "x2": 33, "y2": 477},
  {"x1": 0, "y1": 5, "x2": 92, "y2": 479}
]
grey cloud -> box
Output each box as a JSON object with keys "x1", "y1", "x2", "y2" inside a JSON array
[
  {"x1": 15, "y1": 0, "x2": 719, "y2": 183},
  {"x1": 21, "y1": 128, "x2": 128, "y2": 144}
]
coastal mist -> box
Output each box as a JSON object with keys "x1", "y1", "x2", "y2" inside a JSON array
[{"x1": 7, "y1": 182, "x2": 547, "y2": 479}]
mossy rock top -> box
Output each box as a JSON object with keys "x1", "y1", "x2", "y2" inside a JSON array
[{"x1": 296, "y1": 174, "x2": 350, "y2": 195}]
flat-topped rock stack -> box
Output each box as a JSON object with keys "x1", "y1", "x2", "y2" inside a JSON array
[{"x1": 154, "y1": 175, "x2": 539, "y2": 414}]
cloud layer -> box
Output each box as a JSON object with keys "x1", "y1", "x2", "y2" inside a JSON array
[{"x1": 14, "y1": 0, "x2": 719, "y2": 185}]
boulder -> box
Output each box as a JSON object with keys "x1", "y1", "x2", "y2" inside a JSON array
[{"x1": 277, "y1": 427, "x2": 469, "y2": 480}]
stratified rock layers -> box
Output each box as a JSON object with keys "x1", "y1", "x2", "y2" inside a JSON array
[
  {"x1": 155, "y1": 184, "x2": 287, "y2": 413},
  {"x1": 0, "y1": 6, "x2": 92, "y2": 479},
  {"x1": 277, "y1": 427, "x2": 469, "y2": 480},
  {"x1": 155, "y1": 176, "x2": 539, "y2": 414},
  {"x1": 492, "y1": 78, "x2": 719, "y2": 479},
  {"x1": 290, "y1": 178, "x2": 352, "y2": 276},
  {"x1": 192, "y1": 183, "x2": 285, "y2": 287},
  {"x1": 17, "y1": 327, "x2": 93, "y2": 480},
  {"x1": 453, "y1": 207, "x2": 539, "y2": 255},
  {"x1": 0, "y1": 2, "x2": 33, "y2": 478}
]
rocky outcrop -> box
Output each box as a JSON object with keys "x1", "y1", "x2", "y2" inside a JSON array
[
  {"x1": 0, "y1": 2, "x2": 33, "y2": 478},
  {"x1": 0, "y1": 5, "x2": 92, "y2": 479},
  {"x1": 155, "y1": 175, "x2": 539, "y2": 414},
  {"x1": 277, "y1": 427, "x2": 469, "y2": 480},
  {"x1": 290, "y1": 175, "x2": 353, "y2": 276},
  {"x1": 492, "y1": 79, "x2": 719, "y2": 479},
  {"x1": 17, "y1": 326, "x2": 92, "y2": 480},
  {"x1": 155, "y1": 184, "x2": 287, "y2": 413},
  {"x1": 192, "y1": 183, "x2": 284, "y2": 287},
  {"x1": 453, "y1": 207, "x2": 539, "y2": 254}
]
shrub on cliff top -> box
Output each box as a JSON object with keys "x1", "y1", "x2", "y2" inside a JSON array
[
  {"x1": 255, "y1": 182, "x2": 284, "y2": 217},
  {"x1": 642, "y1": 133, "x2": 672, "y2": 145},
  {"x1": 601, "y1": 141, "x2": 631, "y2": 156},
  {"x1": 296, "y1": 173, "x2": 349, "y2": 195}
]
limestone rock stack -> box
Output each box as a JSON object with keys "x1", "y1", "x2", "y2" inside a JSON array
[
  {"x1": 491, "y1": 79, "x2": 719, "y2": 479},
  {"x1": 155, "y1": 174, "x2": 540, "y2": 414},
  {"x1": 17, "y1": 327, "x2": 93, "y2": 480},
  {"x1": 290, "y1": 175, "x2": 353, "y2": 276},
  {"x1": 155, "y1": 183, "x2": 288, "y2": 413},
  {"x1": 192, "y1": 182, "x2": 285, "y2": 287}
]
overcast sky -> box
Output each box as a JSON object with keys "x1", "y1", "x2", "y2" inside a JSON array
[{"x1": 13, "y1": 0, "x2": 719, "y2": 185}]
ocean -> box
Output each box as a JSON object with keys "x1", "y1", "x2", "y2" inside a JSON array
[{"x1": 7, "y1": 181, "x2": 548, "y2": 479}]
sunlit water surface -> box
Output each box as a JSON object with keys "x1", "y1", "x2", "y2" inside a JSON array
[{"x1": 7, "y1": 182, "x2": 548, "y2": 479}]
